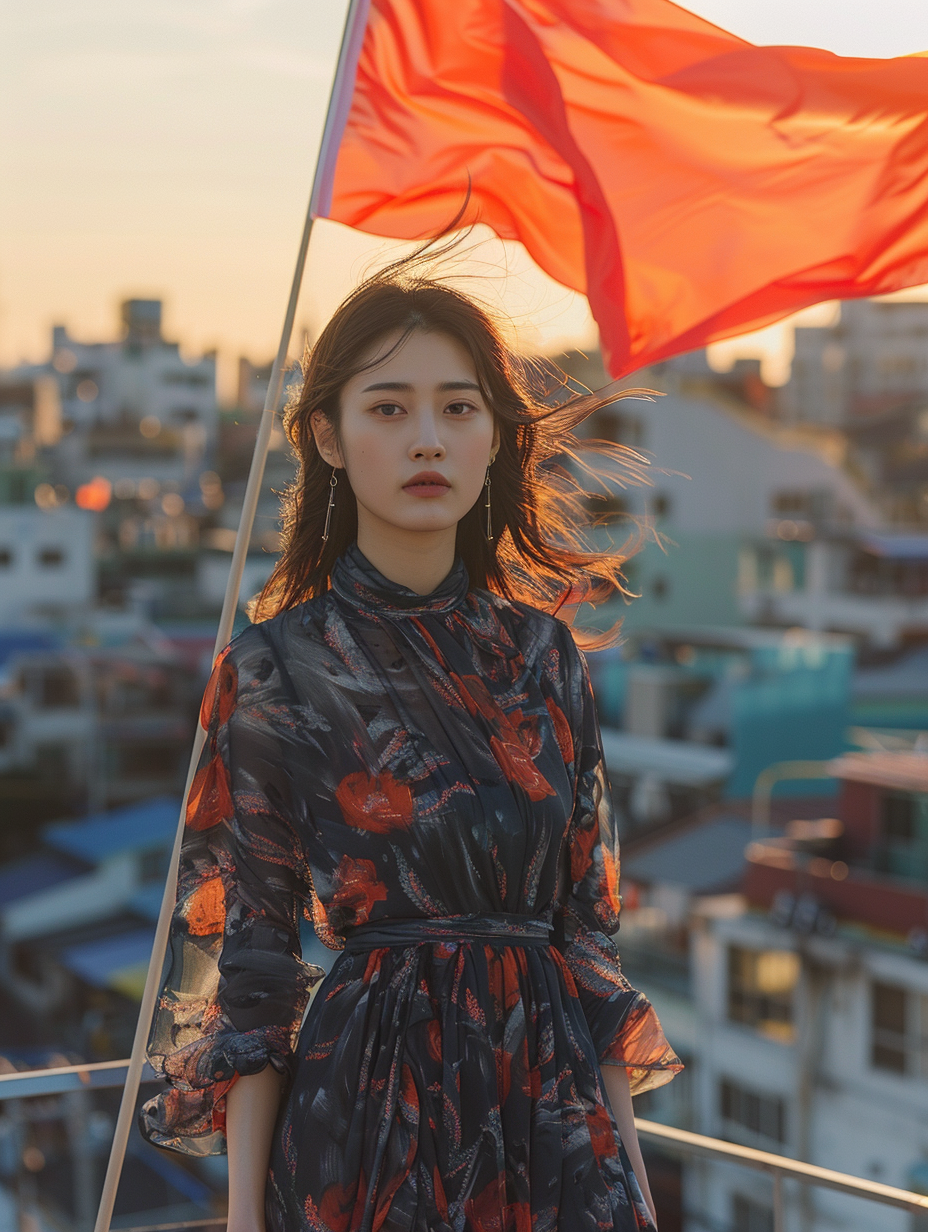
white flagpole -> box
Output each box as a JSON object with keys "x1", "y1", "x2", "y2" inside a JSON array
[{"x1": 92, "y1": 2, "x2": 371, "y2": 1228}]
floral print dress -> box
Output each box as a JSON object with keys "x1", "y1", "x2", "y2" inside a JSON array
[{"x1": 140, "y1": 544, "x2": 681, "y2": 1231}]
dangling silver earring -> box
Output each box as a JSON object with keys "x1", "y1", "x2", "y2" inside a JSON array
[
  {"x1": 484, "y1": 465, "x2": 493, "y2": 542},
  {"x1": 322, "y1": 468, "x2": 337, "y2": 543}
]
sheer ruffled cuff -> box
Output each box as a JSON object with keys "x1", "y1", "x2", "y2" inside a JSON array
[
  {"x1": 559, "y1": 924, "x2": 683, "y2": 1096},
  {"x1": 139, "y1": 1024, "x2": 298, "y2": 1156}
]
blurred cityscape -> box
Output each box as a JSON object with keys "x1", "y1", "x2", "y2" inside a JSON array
[{"x1": 1, "y1": 297, "x2": 928, "y2": 1229}]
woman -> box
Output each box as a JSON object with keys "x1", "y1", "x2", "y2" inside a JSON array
[{"x1": 139, "y1": 256, "x2": 682, "y2": 1232}]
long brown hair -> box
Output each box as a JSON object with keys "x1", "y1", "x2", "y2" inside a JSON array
[{"x1": 251, "y1": 246, "x2": 654, "y2": 643}]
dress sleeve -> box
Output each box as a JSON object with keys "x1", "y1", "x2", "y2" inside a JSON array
[
  {"x1": 553, "y1": 629, "x2": 683, "y2": 1096},
  {"x1": 138, "y1": 633, "x2": 325, "y2": 1156}
]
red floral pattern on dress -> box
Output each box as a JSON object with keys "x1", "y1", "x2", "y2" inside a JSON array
[
  {"x1": 184, "y1": 752, "x2": 233, "y2": 831},
  {"x1": 335, "y1": 769, "x2": 414, "y2": 833},
  {"x1": 489, "y1": 735, "x2": 556, "y2": 801},
  {"x1": 186, "y1": 876, "x2": 225, "y2": 936},
  {"x1": 331, "y1": 854, "x2": 389, "y2": 924}
]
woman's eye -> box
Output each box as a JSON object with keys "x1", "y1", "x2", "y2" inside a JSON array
[
  {"x1": 446, "y1": 401, "x2": 476, "y2": 416},
  {"x1": 373, "y1": 402, "x2": 405, "y2": 417}
]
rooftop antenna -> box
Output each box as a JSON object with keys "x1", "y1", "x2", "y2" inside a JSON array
[{"x1": 92, "y1": 3, "x2": 371, "y2": 1227}]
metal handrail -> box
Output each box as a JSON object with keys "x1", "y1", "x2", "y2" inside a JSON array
[
  {"x1": 112, "y1": 1223, "x2": 224, "y2": 1232},
  {"x1": 5, "y1": 1059, "x2": 928, "y2": 1231},
  {"x1": 0, "y1": 1058, "x2": 159, "y2": 1098},
  {"x1": 751, "y1": 759, "x2": 834, "y2": 834},
  {"x1": 634, "y1": 1119, "x2": 928, "y2": 1214}
]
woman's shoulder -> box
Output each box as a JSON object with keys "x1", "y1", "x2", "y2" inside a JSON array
[
  {"x1": 219, "y1": 597, "x2": 328, "y2": 669},
  {"x1": 471, "y1": 587, "x2": 579, "y2": 672}
]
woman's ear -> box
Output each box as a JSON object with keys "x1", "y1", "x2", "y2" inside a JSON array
[
  {"x1": 310, "y1": 410, "x2": 344, "y2": 468},
  {"x1": 490, "y1": 421, "x2": 501, "y2": 461}
]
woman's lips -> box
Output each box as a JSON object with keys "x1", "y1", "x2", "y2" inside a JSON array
[{"x1": 403, "y1": 473, "x2": 451, "y2": 497}]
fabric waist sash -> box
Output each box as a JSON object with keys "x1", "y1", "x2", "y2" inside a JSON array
[{"x1": 342, "y1": 912, "x2": 552, "y2": 954}]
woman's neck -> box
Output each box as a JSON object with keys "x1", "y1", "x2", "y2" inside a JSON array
[{"x1": 355, "y1": 522, "x2": 458, "y2": 595}]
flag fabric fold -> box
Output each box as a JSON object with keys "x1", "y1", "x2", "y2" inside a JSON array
[{"x1": 318, "y1": 0, "x2": 928, "y2": 376}]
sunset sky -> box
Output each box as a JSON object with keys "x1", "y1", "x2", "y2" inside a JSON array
[{"x1": 3, "y1": 0, "x2": 928, "y2": 400}]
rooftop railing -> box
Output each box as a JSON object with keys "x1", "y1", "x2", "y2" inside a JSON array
[{"x1": 3, "y1": 1060, "x2": 928, "y2": 1232}]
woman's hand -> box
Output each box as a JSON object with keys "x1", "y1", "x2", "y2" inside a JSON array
[
  {"x1": 600, "y1": 1064, "x2": 658, "y2": 1229},
  {"x1": 225, "y1": 1066, "x2": 287, "y2": 1232}
]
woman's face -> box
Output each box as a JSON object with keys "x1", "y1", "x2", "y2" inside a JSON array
[{"x1": 312, "y1": 328, "x2": 499, "y2": 541}]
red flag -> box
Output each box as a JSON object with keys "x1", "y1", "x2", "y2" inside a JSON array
[{"x1": 314, "y1": 0, "x2": 928, "y2": 377}]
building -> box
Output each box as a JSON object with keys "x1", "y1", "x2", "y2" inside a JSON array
[
  {"x1": 739, "y1": 528, "x2": 928, "y2": 648},
  {"x1": 784, "y1": 300, "x2": 928, "y2": 430},
  {"x1": 686, "y1": 749, "x2": 928, "y2": 1232},
  {"x1": 783, "y1": 300, "x2": 928, "y2": 527},
  {"x1": 557, "y1": 349, "x2": 881, "y2": 638},
  {"x1": 0, "y1": 796, "x2": 225, "y2": 1231},
  {"x1": 555, "y1": 347, "x2": 928, "y2": 649},
  {"x1": 0, "y1": 798, "x2": 180, "y2": 1024},
  {"x1": 588, "y1": 626, "x2": 854, "y2": 832},
  {"x1": 0, "y1": 629, "x2": 194, "y2": 840},
  {"x1": 13, "y1": 299, "x2": 218, "y2": 493},
  {"x1": 0, "y1": 507, "x2": 95, "y2": 622},
  {"x1": 236, "y1": 353, "x2": 304, "y2": 415},
  {"x1": 0, "y1": 375, "x2": 61, "y2": 501}
]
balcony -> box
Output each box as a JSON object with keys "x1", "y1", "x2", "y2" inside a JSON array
[{"x1": 744, "y1": 844, "x2": 928, "y2": 941}]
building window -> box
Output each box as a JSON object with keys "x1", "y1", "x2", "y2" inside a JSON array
[
  {"x1": 115, "y1": 741, "x2": 182, "y2": 781},
  {"x1": 586, "y1": 491, "x2": 628, "y2": 521},
  {"x1": 592, "y1": 408, "x2": 643, "y2": 446},
  {"x1": 0, "y1": 547, "x2": 12, "y2": 567},
  {"x1": 719, "y1": 1078, "x2": 786, "y2": 1144},
  {"x1": 871, "y1": 981, "x2": 928, "y2": 1078},
  {"x1": 11, "y1": 942, "x2": 43, "y2": 985},
  {"x1": 35, "y1": 742, "x2": 72, "y2": 777},
  {"x1": 37, "y1": 667, "x2": 81, "y2": 709},
  {"x1": 37, "y1": 546, "x2": 65, "y2": 567},
  {"x1": 772, "y1": 490, "x2": 811, "y2": 517},
  {"x1": 732, "y1": 1194, "x2": 774, "y2": 1232},
  {"x1": 162, "y1": 371, "x2": 211, "y2": 388},
  {"x1": 727, "y1": 945, "x2": 799, "y2": 1043},
  {"x1": 652, "y1": 493, "x2": 671, "y2": 519},
  {"x1": 878, "y1": 792, "x2": 928, "y2": 879}
]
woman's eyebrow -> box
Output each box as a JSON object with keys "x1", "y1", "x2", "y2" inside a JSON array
[{"x1": 361, "y1": 380, "x2": 482, "y2": 393}]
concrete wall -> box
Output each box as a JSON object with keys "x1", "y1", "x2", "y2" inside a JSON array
[{"x1": 0, "y1": 506, "x2": 95, "y2": 618}]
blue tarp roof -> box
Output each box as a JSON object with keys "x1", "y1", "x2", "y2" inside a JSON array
[
  {"x1": 59, "y1": 927, "x2": 155, "y2": 988},
  {"x1": 860, "y1": 534, "x2": 928, "y2": 560},
  {"x1": 44, "y1": 796, "x2": 181, "y2": 863},
  {"x1": 623, "y1": 815, "x2": 754, "y2": 893},
  {"x1": 0, "y1": 853, "x2": 81, "y2": 908},
  {"x1": 0, "y1": 629, "x2": 61, "y2": 670}
]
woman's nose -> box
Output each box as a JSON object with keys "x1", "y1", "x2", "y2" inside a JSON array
[
  {"x1": 411, "y1": 439, "x2": 446, "y2": 459},
  {"x1": 410, "y1": 415, "x2": 446, "y2": 459}
]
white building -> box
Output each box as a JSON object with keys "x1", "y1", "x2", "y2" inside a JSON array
[
  {"x1": 689, "y1": 901, "x2": 928, "y2": 1232},
  {"x1": 16, "y1": 299, "x2": 218, "y2": 490},
  {"x1": 740, "y1": 530, "x2": 928, "y2": 648},
  {"x1": 784, "y1": 300, "x2": 928, "y2": 428},
  {"x1": 560, "y1": 349, "x2": 928, "y2": 648},
  {"x1": 0, "y1": 506, "x2": 95, "y2": 621},
  {"x1": 683, "y1": 752, "x2": 928, "y2": 1232},
  {"x1": 574, "y1": 356, "x2": 881, "y2": 635}
]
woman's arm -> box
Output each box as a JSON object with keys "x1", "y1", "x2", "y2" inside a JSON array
[
  {"x1": 225, "y1": 1067, "x2": 287, "y2": 1232},
  {"x1": 601, "y1": 1064, "x2": 657, "y2": 1228}
]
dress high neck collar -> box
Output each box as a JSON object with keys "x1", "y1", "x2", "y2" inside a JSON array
[{"x1": 329, "y1": 543, "x2": 470, "y2": 617}]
